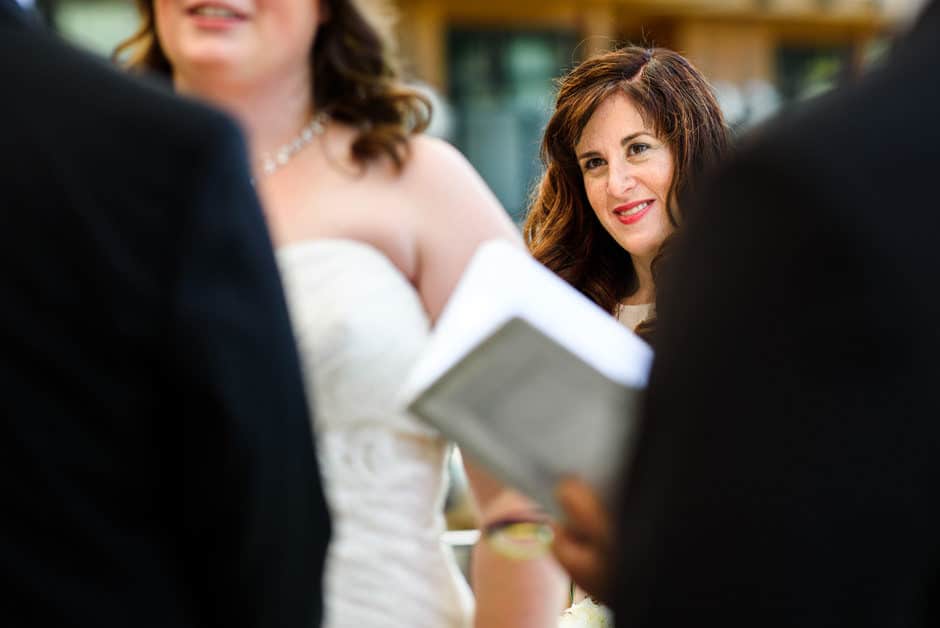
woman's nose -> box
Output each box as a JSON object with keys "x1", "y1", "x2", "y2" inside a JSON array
[{"x1": 607, "y1": 162, "x2": 637, "y2": 197}]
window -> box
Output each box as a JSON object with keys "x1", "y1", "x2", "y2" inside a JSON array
[
  {"x1": 448, "y1": 28, "x2": 577, "y2": 221},
  {"x1": 776, "y1": 44, "x2": 854, "y2": 102}
]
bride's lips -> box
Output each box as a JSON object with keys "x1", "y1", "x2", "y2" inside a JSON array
[
  {"x1": 185, "y1": 2, "x2": 250, "y2": 29},
  {"x1": 613, "y1": 199, "x2": 654, "y2": 225}
]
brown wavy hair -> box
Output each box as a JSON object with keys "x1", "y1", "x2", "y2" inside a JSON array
[
  {"x1": 523, "y1": 46, "x2": 729, "y2": 340},
  {"x1": 114, "y1": 0, "x2": 430, "y2": 170}
]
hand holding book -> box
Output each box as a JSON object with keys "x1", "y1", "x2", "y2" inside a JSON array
[
  {"x1": 552, "y1": 477, "x2": 614, "y2": 603},
  {"x1": 400, "y1": 240, "x2": 653, "y2": 520}
]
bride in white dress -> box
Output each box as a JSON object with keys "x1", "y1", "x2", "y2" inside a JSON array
[{"x1": 120, "y1": 0, "x2": 570, "y2": 626}]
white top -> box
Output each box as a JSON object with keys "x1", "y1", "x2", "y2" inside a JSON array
[
  {"x1": 616, "y1": 302, "x2": 654, "y2": 331},
  {"x1": 277, "y1": 238, "x2": 473, "y2": 628},
  {"x1": 559, "y1": 598, "x2": 614, "y2": 628}
]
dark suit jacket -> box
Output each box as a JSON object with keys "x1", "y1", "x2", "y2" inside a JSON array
[
  {"x1": 614, "y1": 3, "x2": 940, "y2": 626},
  {"x1": 0, "y1": 12, "x2": 330, "y2": 628}
]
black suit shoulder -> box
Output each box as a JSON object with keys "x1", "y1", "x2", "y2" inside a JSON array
[
  {"x1": 0, "y1": 20, "x2": 236, "y2": 151},
  {"x1": 704, "y1": 27, "x2": 940, "y2": 337},
  {"x1": 0, "y1": 22, "x2": 247, "y2": 229},
  {"x1": 0, "y1": 22, "x2": 256, "y2": 322}
]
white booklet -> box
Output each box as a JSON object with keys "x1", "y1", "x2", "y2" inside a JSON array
[{"x1": 400, "y1": 240, "x2": 653, "y2": 518}]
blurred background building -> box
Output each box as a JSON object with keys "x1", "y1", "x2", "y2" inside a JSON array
[
  {"x1": 41, "y1": 0, "x2": 925, "y2": 218},
  {"x1": 396, "y1": 0, "x2": 923, "y2": 218}
]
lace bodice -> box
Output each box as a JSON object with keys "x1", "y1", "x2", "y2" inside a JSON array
[{"x1": 277, "y1": 239, "x2": 473, "y2": 628}]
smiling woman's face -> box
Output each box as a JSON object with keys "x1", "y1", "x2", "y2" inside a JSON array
[
  {"x1": 153, "y1": 0, "x2": 325, "y2": 88},
  {"x1": 575, "y1": 91, "x2": 675, "y2": 264}
]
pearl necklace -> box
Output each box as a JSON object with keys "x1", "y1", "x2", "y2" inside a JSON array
[{"x1": 256, "y1": 112, "x2": 328, "y2": 179}]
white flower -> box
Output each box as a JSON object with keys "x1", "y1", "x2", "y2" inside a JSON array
[{"x1": 558, "y1": 598, "x2": 614, "y2": 628}]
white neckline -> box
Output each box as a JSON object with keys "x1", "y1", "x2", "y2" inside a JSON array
[{"x1": 276, "y1": 236, "x2": 384, "y2": 258}]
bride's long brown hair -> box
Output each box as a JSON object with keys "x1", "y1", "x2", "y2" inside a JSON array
[
  {"x1": 523, "y1": 47, "x2": 729, "y2": 340},
  {"x1": 114, "y1": 0, "x2": 430, "y2": 171}
]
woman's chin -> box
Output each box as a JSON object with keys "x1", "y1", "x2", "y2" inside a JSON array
[
  {"x1": 173, "y1": 55, "x2": 257, "y2": 90},
  {"x1": 172, "y1": 41, "x2": 251, "y2": 73},
  {"x1": 615, "y1": 234, "x2": 668, "y2": 261}
]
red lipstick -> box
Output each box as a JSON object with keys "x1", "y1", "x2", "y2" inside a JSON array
[{"x1": 613, "y1": 199, "x2": 654, "y2": 225}]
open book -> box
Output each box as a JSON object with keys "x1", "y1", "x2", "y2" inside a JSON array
[{"x1": 400, "y1": 240, "x2": 653, "y2": 518}]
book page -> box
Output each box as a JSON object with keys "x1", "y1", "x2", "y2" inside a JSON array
[
  {"x1": 402, "y1": 241, "x2": 654, "y2": 515},
  {"x1": 409, "y1": 318, "x2": 644, "y2": 517},
  {"x1": 400, "y1": 240, "x2": 653, "y2": 407}
]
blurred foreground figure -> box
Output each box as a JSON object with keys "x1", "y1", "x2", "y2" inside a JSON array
[
  {"x1": 118, "y1": 0, "x2": 563, "y2": 625},
  {"x1": 608, "y1": 1, "x2": 940, "y2": 625},
  {"x1": 0, "y1": 4, "x2": 330, "y2": 627}
]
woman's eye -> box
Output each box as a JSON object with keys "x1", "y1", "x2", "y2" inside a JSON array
[
  {"x1": 628, "y1": 143, "x2": 651, "y2": 156},
  {"x1": 583, "y1": 157, "x2": 605, "y2": 171}
]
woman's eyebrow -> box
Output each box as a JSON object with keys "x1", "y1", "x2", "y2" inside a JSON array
[
  {"x1": 577, "y1": 132, "x2": 652, "y2": 160},
  {"x1": 620, "y1": 132, "x2": 649, "y2": 146}
]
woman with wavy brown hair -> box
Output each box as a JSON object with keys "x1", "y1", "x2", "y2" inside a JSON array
[
  {"x1": 525, "y1": 46, "x2": 730, "y2": 340},
  {"x1": 522, "y1": 46, "x2": 729, "y2": 625},
  {"x1": 117, "y1": 2, "x2": 567, "y2": 627}
]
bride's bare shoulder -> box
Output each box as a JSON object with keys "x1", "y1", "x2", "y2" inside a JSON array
[
  {"x1": 399, "y1": 135, "x2": 508, "y2": 220},
  {"x1": 402, "y1": 135, "x2": 480, "y2": 181}
]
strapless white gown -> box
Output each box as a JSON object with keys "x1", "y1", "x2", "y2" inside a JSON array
[{"x1": 276, "y1": 239, "x2": 474, "y2": 628}]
